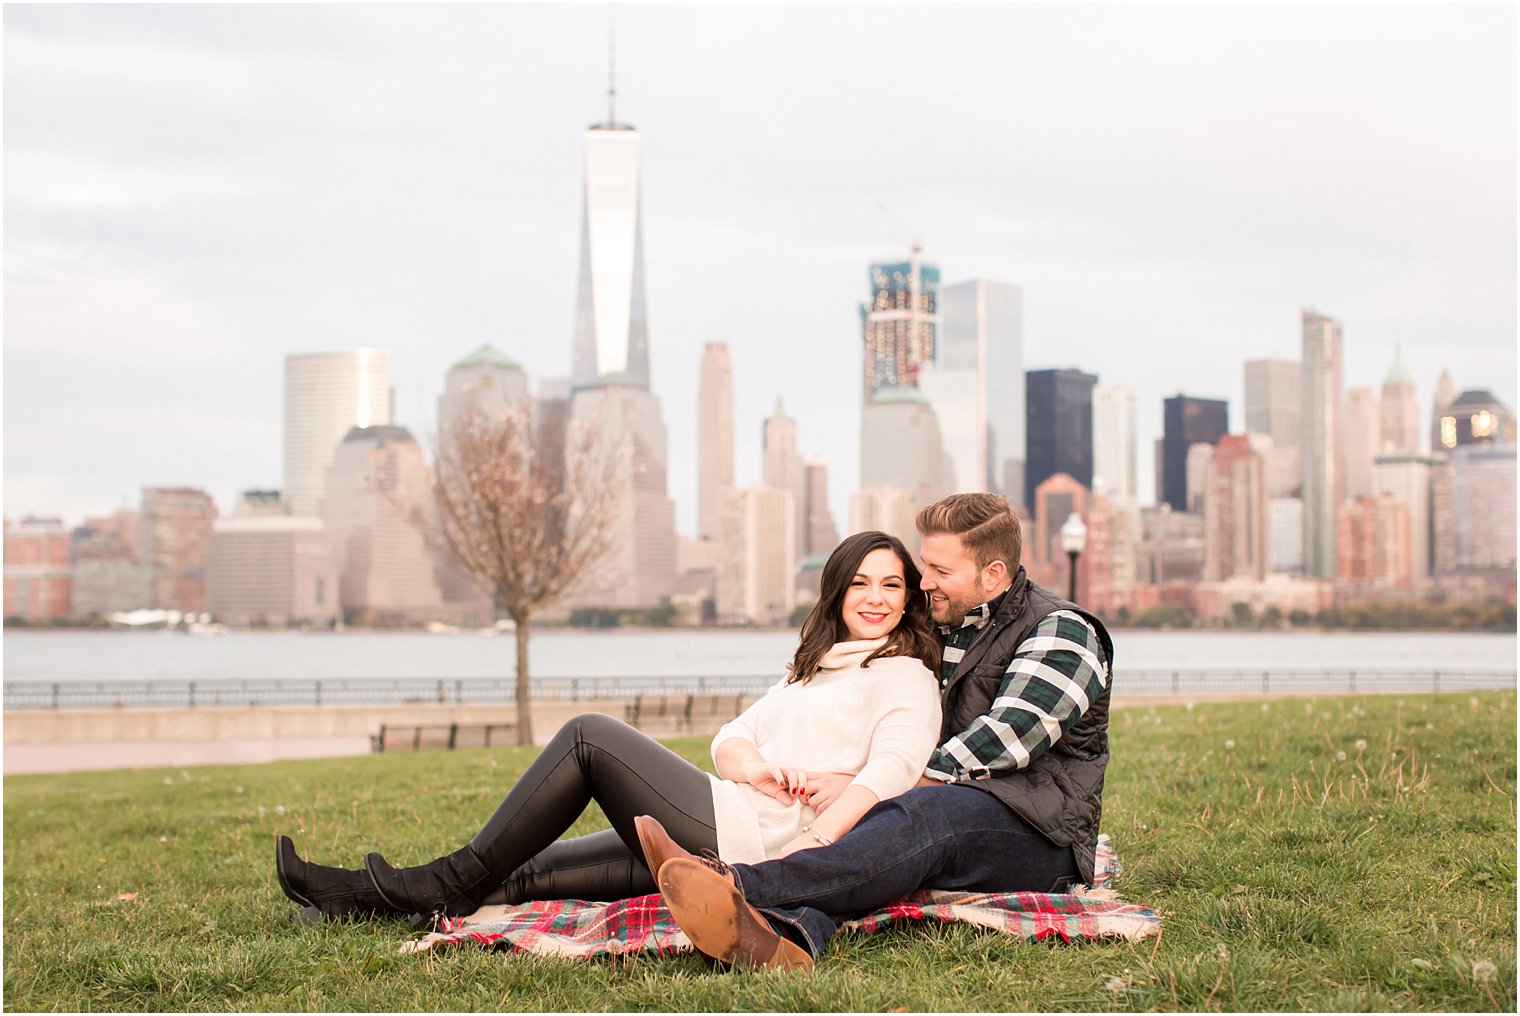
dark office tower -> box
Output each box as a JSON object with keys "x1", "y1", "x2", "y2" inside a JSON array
[
  {"x1": 1161, "y1": 395, "x2": 1229, "y2": 511},
  {"x1": 1434, "y1": 389, "x2": 1517, "y2": 450},
  {"x1": 861, "y1": 246, "x2": 939, "y2": 399},
  {"x1": 1025, "y1": 369, "x2": 1097, "y2": 511}
]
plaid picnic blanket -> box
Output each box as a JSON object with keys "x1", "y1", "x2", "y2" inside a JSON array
[{"x1": 399, "y1": 834, "x2": 1160, "y2": 958}]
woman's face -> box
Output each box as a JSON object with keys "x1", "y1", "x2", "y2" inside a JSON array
[{"x1": 840, "y1": 547, "x2": 909, "y2": 641}]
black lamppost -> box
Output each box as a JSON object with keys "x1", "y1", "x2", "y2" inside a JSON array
[{"x1": 1060, "y1": 512, "x2": 1088, "y2": 604}]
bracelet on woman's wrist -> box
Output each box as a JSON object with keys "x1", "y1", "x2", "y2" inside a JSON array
[{"x1": 802, "y1": 823, "x2": 833, "y2": 846}]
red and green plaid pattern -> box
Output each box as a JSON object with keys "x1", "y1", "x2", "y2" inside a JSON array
[
  {"x1": 400, "y1": 835, "x2": 1160, "y2": 959},
  {"x1": 842, "y1": 887, "x2": 1156, "y2": 944}
]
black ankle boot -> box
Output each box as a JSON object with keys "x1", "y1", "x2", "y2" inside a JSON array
[
  {"x1": 274, "y1": 835, "x2": 396, "y2": 923},
  {"x1": 364, "y1": 845, "x2": 494, "y2": 918}
]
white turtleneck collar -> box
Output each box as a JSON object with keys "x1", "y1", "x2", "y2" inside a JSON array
[{"x1": 817, "y1": 637, "x2": 889, "y2": 671}]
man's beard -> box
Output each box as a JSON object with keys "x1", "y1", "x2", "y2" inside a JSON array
[{"x1": 931, "y1": 593, "x2": 980, "y2": 627}]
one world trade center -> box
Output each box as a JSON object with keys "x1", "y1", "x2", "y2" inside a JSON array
[{"x1": 570, "y1": 116, "x2": 650, "y2": 390}]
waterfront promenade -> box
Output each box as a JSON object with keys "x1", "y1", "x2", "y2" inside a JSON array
[
  {"x1": 2, "y1": 699, "x2": 619, "y2": 775},
  {"x1": 6, "y1": 629, "x2": 1512, "y2": 775},
  {"x1": 7, "y1": 675, "x2": 1512, "y2": 775}
]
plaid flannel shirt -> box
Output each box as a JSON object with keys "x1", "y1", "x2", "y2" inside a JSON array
[{"x1": 924, "y1": 599, "x2": 1109, "y2": 783}]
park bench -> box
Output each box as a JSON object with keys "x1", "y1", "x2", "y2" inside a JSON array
[
  {"x1": 371, "y1": 722, "x2": 518, "y2": 753},
  {"x1": 687, "y1": 692, "x2": 747, "y2": 728},
  {"x1": 624, "y1": 693, "x2": 691, "y2": 733},
  {"x1": 625, "y1": 692, "x2": 751, "y2": 734}
]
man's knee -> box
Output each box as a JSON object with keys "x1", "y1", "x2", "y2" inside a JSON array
[
  {"x1": 875, "y1": 784, "x2": 1003, "y2": 831},
  {"x1": 858, "y1": 785, "x2": 954, "y2": 832}
]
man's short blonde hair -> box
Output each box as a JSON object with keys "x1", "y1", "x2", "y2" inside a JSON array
[{"x1": 915, "y1": 492, "x2": 1022, "y2": 572}]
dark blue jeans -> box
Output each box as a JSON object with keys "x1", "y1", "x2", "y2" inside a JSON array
[{"x1": 729, "y1": 785, "x2": 1080, "y2": 957}]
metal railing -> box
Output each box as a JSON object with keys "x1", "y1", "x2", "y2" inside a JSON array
[
  {"x1": 5, "y1": 666, "x2": 1513, "y2": 714},
  {"x1": 2, "y1": 668, "x2": 1513, "y2": 711},
  {"x1": 0, "y1": 674, "x2": 780, "y2": 711},
  {"x1": 1115, "y1": 668, "x2": 1514, "y2": 696}
]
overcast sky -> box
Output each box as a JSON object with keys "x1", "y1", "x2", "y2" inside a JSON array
[{"x1": 5, "y1": 3, "x2": 1515, "y2": 533}]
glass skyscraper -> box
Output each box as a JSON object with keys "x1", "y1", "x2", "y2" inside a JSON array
[
  {"x1": 861, "y1": 251, "x2": 939, "y2": 399},
  {"x1": 1301, "y1": 309, "x2": 1343, "y2": 578},
  {"x1": 282, "y1": 350, "x2": 392, "y2": 518},
  {"x1": 930, "y1": 279, "x2": 1025, "y2": 499},
  {"x1": 571, "y1": 122, "x2": 650, "y2": 389}
]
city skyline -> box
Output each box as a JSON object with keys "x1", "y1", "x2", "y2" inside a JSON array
[{"x1": 4, "y1": 5, "x2": 1515, "y2": 530}]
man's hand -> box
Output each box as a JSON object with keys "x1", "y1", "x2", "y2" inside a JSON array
[{"x1": 803, "y1": 771, "x2": 853, "y2": 814}]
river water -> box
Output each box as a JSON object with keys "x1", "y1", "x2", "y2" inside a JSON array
[{"x1": 3, "y1": 628, "x2": 1514, "y2": 683}]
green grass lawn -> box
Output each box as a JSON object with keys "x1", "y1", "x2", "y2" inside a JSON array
[{"x1": 4, "y1": 692, "x2": 1515, "y2": 1012}]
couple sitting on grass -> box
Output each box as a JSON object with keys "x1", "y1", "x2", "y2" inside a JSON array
[{"x1": 276, "y1": 492, "x2": 1115, "y2": 971}]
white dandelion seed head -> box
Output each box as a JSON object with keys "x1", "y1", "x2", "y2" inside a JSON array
[
  {"x1": 1336, "y1": 751, "x2": 1347, "y2": 761},
  {"x1": 1472, "y1": 959, "x2": 1497, "y2": 982},
  {"x1": 1224, "y1": 740, "x2": 1236, "y2": 750},
  {"x1": 1355, "y1": 739, "x2": 1367, "y2": 751}
]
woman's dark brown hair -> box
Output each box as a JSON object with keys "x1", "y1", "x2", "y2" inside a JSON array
[{"x1": 787, "y1": 530, "x2": 941, "y2": 685}]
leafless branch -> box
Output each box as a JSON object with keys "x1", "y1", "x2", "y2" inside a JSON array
[{"x1": 386, "y1": 406, "x2": 620, "y2": 743}]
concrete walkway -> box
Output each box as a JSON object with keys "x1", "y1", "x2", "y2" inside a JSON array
[
  {"x1": 3, "y1": 737, "x2": 374, "y2": 775},
  {"x1": 1, "y1": 688, "x2": 1410, "y2": 776}
]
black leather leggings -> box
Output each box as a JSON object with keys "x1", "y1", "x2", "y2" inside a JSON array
[{"x1": 464, "y1": 712, "x2": 718, "y2": 905}]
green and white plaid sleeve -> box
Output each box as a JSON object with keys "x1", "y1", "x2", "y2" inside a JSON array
[{"x1": 924, "y1": 610, "x2": 1109, "y2": 782}]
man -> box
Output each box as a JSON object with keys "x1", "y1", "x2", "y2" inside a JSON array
[{"x1": 636, "y1": 491, "x2": 1115, "y2": 971}]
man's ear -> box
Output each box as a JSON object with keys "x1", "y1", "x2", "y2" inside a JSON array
[{"x1": 981, "y1": 559, "x2": 1008, "y2": 592}]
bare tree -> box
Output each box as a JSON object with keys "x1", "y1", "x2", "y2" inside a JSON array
[{"x1": 393, "y1": 406, "x2": 618, "y2": 745}]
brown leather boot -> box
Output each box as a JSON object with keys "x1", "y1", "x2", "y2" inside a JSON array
[
  {"x1": 634, "y1": 814, "x2": 738, "y2": 886},
  {"x1": 657, "y1": 857, "x2": 814, "y2": 972}
]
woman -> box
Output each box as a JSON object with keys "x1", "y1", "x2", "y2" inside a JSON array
[{"x1": 276, "y1": 530, "x2": 941, "y2": 923}]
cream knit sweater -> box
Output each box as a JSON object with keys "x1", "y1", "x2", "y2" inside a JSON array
[{"x1": 707, "y1": 638, "x2": 942, "y2": 863}]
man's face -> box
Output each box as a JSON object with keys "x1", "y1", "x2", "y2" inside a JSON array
[{"x1": 919, "y1": 533, "x2": 999, "y2": 626}]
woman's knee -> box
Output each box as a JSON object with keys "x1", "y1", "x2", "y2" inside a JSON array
[{"x1": 563, "y1": 711, "x2": 636, "y2": 748}]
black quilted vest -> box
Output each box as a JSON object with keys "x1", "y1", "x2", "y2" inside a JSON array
[{"x1": 940, "y1": 567, "x2": 1115, "y2": 886}]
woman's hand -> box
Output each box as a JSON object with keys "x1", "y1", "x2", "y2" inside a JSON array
[
  {"x1": 740, "y1": 760, "x2": 809, "y2": 805},
  {"x1": 803, "y1": 771, "x2": 854, "y2": 815}
]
